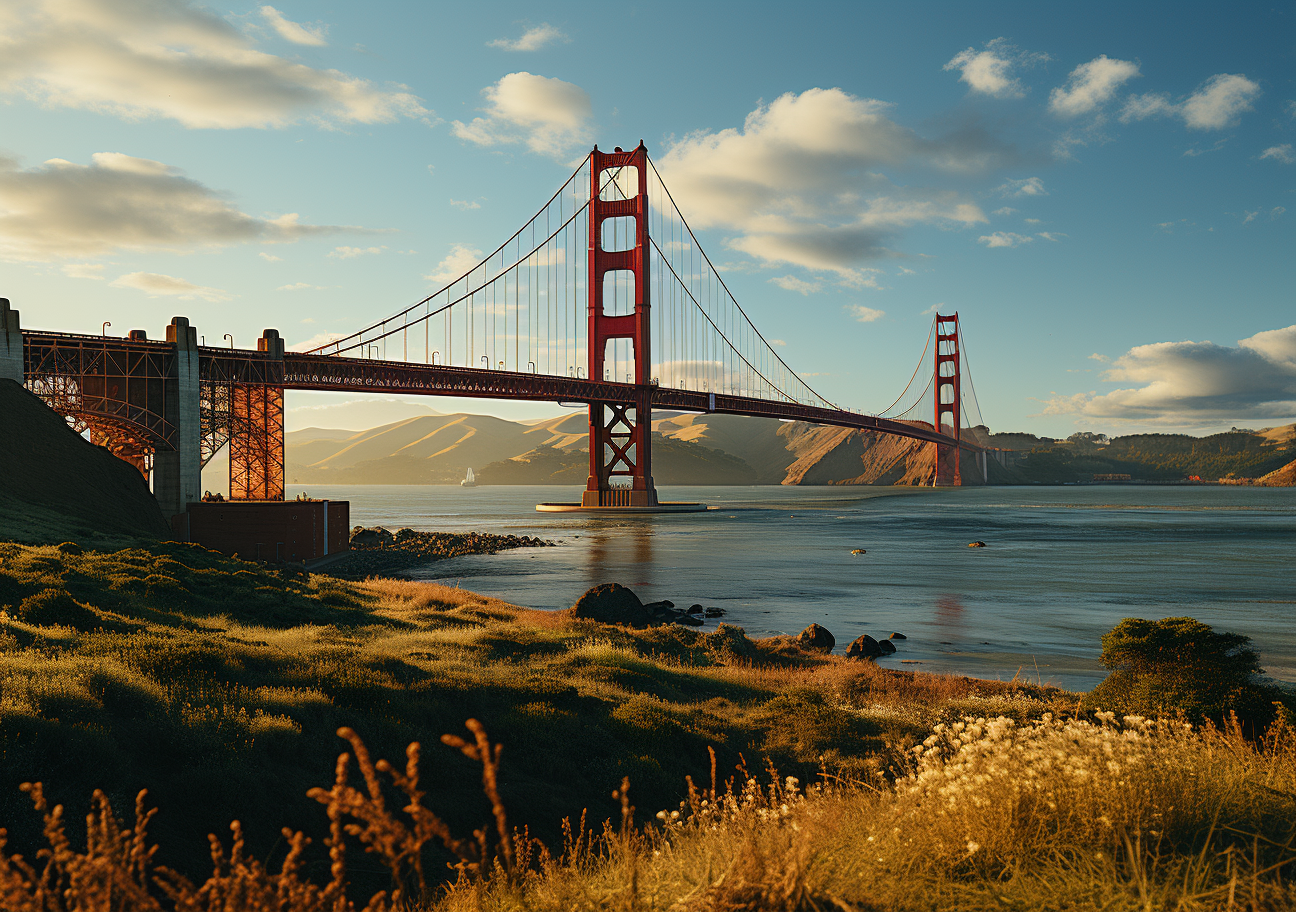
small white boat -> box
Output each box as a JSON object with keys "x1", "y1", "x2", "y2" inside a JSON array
[{"x1": 460, "y1": 467, "x2": 478, "y2": 487}]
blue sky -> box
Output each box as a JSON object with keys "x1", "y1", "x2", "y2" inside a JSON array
[{"x1": 1, "y1": 0, "x2": 1292, "y2": 436}]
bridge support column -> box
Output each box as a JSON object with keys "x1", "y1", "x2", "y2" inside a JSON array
[
  {"x1": 0, "y1": 299, "x2": 22, "y2": 384},
  {"x1": 583, "y1": 143, "x2": 658, "y2": 508},
  {"x1": 229, "y1": 329, "x2": 285, "y2": 501},
  {"x1": 933, "y1": 312, "x2": 962, "y2": 487},
  {"x1": 155, "y1": 317, "x2": 202, "y2": 520}
]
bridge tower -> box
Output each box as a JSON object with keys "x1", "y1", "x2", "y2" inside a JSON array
[
  {"x1": 934, "y1": 312, "x2": 961, "y2": 486},
  {"x1": 228, "y1": 329, "x2": 286, "y2": 501},
  {"x1": 583, "y1": 143, "x2": 658, "y2": 507}
]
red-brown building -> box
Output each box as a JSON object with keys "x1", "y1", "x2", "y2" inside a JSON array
[{"x1": 174, "y1": 500, "x2": 349, "y2": 563}]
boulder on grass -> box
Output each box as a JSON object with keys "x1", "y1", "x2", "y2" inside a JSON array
[
  {"x1": 570, "y1": 583, "x2": 651, "y2": 628},
  {"x1": 847, "y1": 634, "x2": 883, "y2": 660},
  {"x1": 796, "y1": 623, "x2": 836, "y2": 652}
]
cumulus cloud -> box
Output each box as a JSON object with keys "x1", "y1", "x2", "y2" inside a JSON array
[
  {"x1": 655, "y1": 88, "x2": 1006, "y2": 284},
  {"x1": 978, "y1": 231, "x2": 1032, "y2": 248},
  {"x1": 450, "y1": 198, "x2": 482, "y2": 210},
  {"x1": 769, "y1": 275, "x2": 822, "y2": 295},
  {"x1": 1049, "y1": 56, "x2": 1140, "y2": 118},
  {"x1": 425, "y1": 243, "x2": 484, "y2": 285},
  {"x1": 996, "y1": 176, "x2": 1046, "y2": 197},
  {"x1": 0, "y1": 152, "x2": 350, "y2": 261},
  {"x1": 1260, "y1": 144, "x2": 1294, "y2": 164},
  {"x1": 109, "y1": 271, "x2": 230, "y2": 301},
  {"x1": 846, "y1": 304, "x2": 885, "y2": 323},
  {"x1": 1044, "y1": 325, "x2": 1296, "y2": 425},
  {"x1": 328, "y1": 245, "x2": 383, "y2": 259},
  {"x1": 1122, "y1": 74, "x2": 1261, "y2": 130},
  {"x1": 278, "y1": 281, "x2": 326, "y2": 291},
  {"x1": 943, "y1": 37, "x2": 1047, "y2": 99},
  {"x1": 260, "y1": 6, "x2": 326, "y2": 46},
  {"x1": 1037, "y1": 231, "x2": 1065, "y2": 241},
  {"x1": 487, "y1": 24, "x2": 567, "y2": 52},
  {"x1": 0, "y1": 0, "x2": 426, "y2": 128},
  {"x1": 258, "y1": 251, "x2": 282, "y2": 261},
  {"x1": 452, "y1": 72, "x2": 591, "y2": 159}
]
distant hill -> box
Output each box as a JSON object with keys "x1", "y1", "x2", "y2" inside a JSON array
[{"x1": 263, "y1": 408, "x2": 1296, "y2": 488}]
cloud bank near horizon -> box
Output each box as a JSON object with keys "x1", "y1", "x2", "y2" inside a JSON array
[{"x1": 1045, "y1": 325, "x2": 1296, "y2": 426}]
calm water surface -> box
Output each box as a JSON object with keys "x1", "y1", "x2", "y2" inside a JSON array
[{"x1": 299, "y1": 484, "x2": 1296, "y2": 691}]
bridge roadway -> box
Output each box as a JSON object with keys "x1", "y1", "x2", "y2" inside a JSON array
[
  {"x1": 214, "y1": 348, "x2": 981, "y2": 453},
  {"x1": 21, "y1": 329, "x2": 981, "y2": 453}
]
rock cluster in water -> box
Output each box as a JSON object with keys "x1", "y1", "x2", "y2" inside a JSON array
[
  {"x1": 326, "y1": 526, "x2": 554, "y2": 578},
  {"x1": 569, "y1": 583, "x2": 726, "y2": 629}
]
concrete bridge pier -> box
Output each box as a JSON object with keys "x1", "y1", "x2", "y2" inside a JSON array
[
  {"x1": 154, "y1": 317, "x2": 202, "y2": 521},
  {"x1": 1, "y1": 299, "x2": 22, "y2": 384}
]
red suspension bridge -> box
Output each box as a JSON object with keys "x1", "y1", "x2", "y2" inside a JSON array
[{"x1": 1, "y1": 143, "x2": 991, "y2": 520}]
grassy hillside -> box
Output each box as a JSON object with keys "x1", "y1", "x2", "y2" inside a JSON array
[
  {"x1": 0, "y1": 379, "x2": 169, "y2": 544},
  {"x1": 0, "y1": 540, "x2": 1068, "y2": 889},
  {"x1": 476, "y1": 435, "x2": 758, "y2": 485}
]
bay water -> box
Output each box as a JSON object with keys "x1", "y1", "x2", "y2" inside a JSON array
[{"x1": 299, "y1": 484, "x2": 1296, "y2": 691}]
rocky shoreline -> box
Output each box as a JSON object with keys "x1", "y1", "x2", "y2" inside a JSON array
[{"x1": 322, "y1": 526, "x2": 555, "y2": 579}]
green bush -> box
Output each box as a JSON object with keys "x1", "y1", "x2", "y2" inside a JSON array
[
  {"x1": 13, "y1": 588, "x2": 99, "y2": 628},
  {"x1": 1086, "y1": 617, "x2": 1282, "y2": 727}
]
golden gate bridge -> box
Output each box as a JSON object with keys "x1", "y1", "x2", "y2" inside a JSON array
[{"x1": 1, "y1": 143, "x2": 989, "y2": 521}]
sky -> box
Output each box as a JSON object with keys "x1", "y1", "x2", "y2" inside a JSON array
[{"x1": 1, "y1": 0, "x2": 1292, "y2": 437}]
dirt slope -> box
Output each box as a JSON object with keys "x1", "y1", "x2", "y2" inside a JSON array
[{"x1": 0, "y1": 379, "x2": 169, "y2": 542}]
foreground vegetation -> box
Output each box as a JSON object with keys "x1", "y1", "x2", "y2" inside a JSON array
[{"x1": 1, "y1": 541, "x2": 1292, "y2": 909}]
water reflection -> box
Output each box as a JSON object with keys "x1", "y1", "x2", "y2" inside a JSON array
[{"x1": 584, "y1": 521, "x2": 655, "y2": 592}]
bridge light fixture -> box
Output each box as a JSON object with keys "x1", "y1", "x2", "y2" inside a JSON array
[
  {"x1": 102, "y1": 322, "x2": 110, "y2": 336},
  {"x1": 223, "y1": 333, "x2": 233, "y2": 348},
  {"x1": 481, "y1": 355, "x2": 489, "y2": 369}
]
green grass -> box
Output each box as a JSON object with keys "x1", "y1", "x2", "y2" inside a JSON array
[{"x1": 0, "y1": 541, "x2": 1065, "y2": 890}]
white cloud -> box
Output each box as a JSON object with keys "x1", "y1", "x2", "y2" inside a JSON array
[
  {"x1": 1049, "y1": 56, "x2": 1140, "y2": 118},
  {"x1": 1260, "y1": 144, "x2": 1294, "y2": 164},
  {"x1": 110, "y1": 271, "x2": 230, "y2": 301},
  {"x1": 995, "y1": 176, "x2": 1046, "y2": 197},
  {"x1": 260, "y1": 6, "x2": 326, "y2": 46},
  {"x1": 769, "y1": 275, "x2": 822, "y2": 295},
  {"x1": 921, "y1": 303, "x2": 941, "y2": 315},
  {"x1": 655, "y1": 88, "x2": 1002, "y2": 284},
  {"x1": 288, "y1": 331, "x2": 346, "y2": 353},
  {"x1": 846, "y1": 304, "x2": 885, "y2": 323},
  {"x1": 329, "y1": 245, "x2": 383, "y2": 259},
  {"x1": 0, "y1": 0, "x2": 425, "y2": 129},
  {"x1": 425, "y1": 243, "x2": 483, "y2": 285},
  {"x1": 61, "y1": 262, "x2": 106, "y2": 279},
  {"x1": 1037, "y1": 231, "x2": 1065, "y2": 241},
  {"x1": 978, "y1": 231, "x2": 1032, "y2": 248},
  {"x1": 1122, "y1": 74, "x2": 1261, "y2": 131},
  {"x1": 277, "y1": 281, "x2": 326, "y2": 291},
  {"x1": 992, "y1": 206, "x2": 1017, "y2": 216},
  {"x1": 487, "y1": 24, "x2": 567, "y2": 52},
  {"x1": 0, "y1": 152, "x2": 349, "y2": 262},
  {"x1": 771, "y1": 339, "x2": 787, "y2": 347},
  {"x1": 259, "y1": 251, "x2": 282, "y2": 261},
  {"x1": 1088, "y1": 352, "x2": 1110, "y2": 362},
  {"x1": 1272, "y1": 207, "x2": 1286, "y2": 220},
  {"x1": 1044, "y1": 325, "x2": 1296, "y2": 425},
  {"x1": 450, "y1": 198, "x2": 482, "y2": 210},
  {"x1": 452, "y1": 72, "x2": 591, "y2": 159},
  {"x1": 943, "y1": 38, "x2": 1046, "y2": 99}
]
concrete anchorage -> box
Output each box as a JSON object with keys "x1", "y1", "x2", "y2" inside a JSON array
[
  {"x1": 0, "y1": 299, "x2": 22, "y2": 384},
  {"x1": 153, "y1": 316, "x2": 202, "y2": 521}
]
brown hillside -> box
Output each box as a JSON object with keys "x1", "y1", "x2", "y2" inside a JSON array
[
  {"x1": 0, "y1": 379, "x2": 169, "y2": 542},
  {"x1": 1255, "y1": 458, "x2": 1296, "y2": 486}
]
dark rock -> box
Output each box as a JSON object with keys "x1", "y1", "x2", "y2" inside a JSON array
[
  {"x1": 968, "y1": 540, "x2": 987, "y2": 548},
  {"x1": 704, "y1": 606, "x2": 725, "y2": 618},
  {"x1": 796, "y1": 623, "x2": 836, "y2": 651},
  {"x1": 674, "y1": 613, "x2": 704, "y2": 627},
  {"x1": 847, "y1": 634, "x2": 884, "y2": 660},
  {"x1": 889, "y1": 632, "x2": 907, "y2": 640},
  {"x1": 351, "y1": 527, "x2": 394, "y2": 547},
  {"x1": 394, "y1": 527, "x2": 421, "y2": 543},
  {"x1": 877, "y1": 638, "x2": 896, "y2": 655},
  {"x1": 570, "y1": 583, "x2": 651, "y2": 628},
  {"x1": 687, "y1": 604, "x2": 704, "y2": 615},
  {"x1": 851, "y1": 548, "x2": 866, "y2": 555}
]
